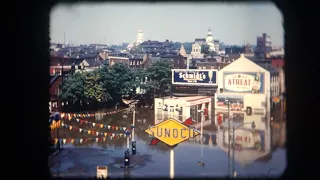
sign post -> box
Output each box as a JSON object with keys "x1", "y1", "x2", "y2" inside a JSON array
[
  {"x1": 170, "y1": 147, "x2": 174, "y2": 179},
  {"x1": 132, "y1": 109, "x2": 135, "y2": 141},
  {"x1": 145, "y1": 118, "x2": 200, "y2": 179}
]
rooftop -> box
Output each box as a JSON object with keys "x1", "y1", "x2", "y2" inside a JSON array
[{"x1": 160, "y1": 96, "x2": 211, "y2": 101}]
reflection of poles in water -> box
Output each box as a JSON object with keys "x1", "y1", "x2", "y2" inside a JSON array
[
  {"x1": 132, "y1": 109, "x2": 135, "y2": 141},
  {"x1": 198, "y1": 111, "x2": 205, "y2": 167},
  {"x1": 201, "y1": 114, "x2": 203, "y2": 158},
  {"x1": 208, "y1": 134, "x2": 213, "y2": 147},
  {"x1": 126, "y1": 136, "x2": 130, "y2": 150},
  {"x1": 131, "y1": 106, "x2": 136, "y2": 155},
  {"x1": 267, "y1": 168, "x2": 277, "y2": 178},
  {"x1": 124, "y1": 167, "x2": 130, "y2": 179},
  {"x1": 232, "y1": 126, "x2": 236, "y2": 178}
]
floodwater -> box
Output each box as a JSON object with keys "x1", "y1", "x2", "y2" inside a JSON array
[{"x1": 49, "y1": 107, "x2": 286, "y2": 178}]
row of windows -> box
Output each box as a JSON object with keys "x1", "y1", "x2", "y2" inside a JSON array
[
  {"x1": 271, "y1": 74, "x2": 279, "y2": 83},
  {"x1": 193, "y1": 48, "x2": 200, "y2": 52},
  {"x1": 156, "y1": 103, "x2": 210, "y2": 122},
  {"x1": 130, "y1": 60, "x2": 142, "y2": 65},
  {"x1": 271, "y1": 85, "x2": 280, "y2": 96}
]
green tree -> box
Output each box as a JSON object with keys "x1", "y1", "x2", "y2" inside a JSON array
[
  {"x1": 82, "y1": 70, "x2": 109, "y2": 103},
  {"x1": 141, "y1": 60, "x2": 172, "y2": 99},
  {"x1": 99, "y1": 63, "x2": 137, "y2": 104},
  {"x1": 60, "y1": 72, "x2": 85, "y2": 105}
]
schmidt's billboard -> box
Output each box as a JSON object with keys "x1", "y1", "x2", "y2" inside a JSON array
[{"x1": 172, "y1": 69, "x2": 218, "y2": 86}]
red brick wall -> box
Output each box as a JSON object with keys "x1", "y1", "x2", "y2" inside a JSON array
[
  {"x1": 271, "y1": 59, "x2": 284, "y2": 68},
  {"x1": 50, "y1": 76, "x2": 62, "y2": 100}
]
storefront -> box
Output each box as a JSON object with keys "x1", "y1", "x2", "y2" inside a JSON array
[{"x1": 154, "y1": 96, "x2": 212, "y2": 124}]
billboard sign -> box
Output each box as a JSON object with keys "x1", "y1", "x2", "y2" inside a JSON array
[
  {"x1": 223, "y1": 72, "x2": 265, "y2": 94},
  {"x1": 216, "y1": 94, "x2": 244, "y2": 111},
  {"x1": 145, "y1": 118, "x2": 200, "y2": 146},
  {"x1": 172, "y1": 69, "x2": 217, "y2": 86}
]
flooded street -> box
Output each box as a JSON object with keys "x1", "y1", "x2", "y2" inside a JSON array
[{"x1": 50, "y1": 107, "x2": 286, "y2": 178}]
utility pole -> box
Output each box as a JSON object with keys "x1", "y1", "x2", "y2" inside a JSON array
[
  {"x1": 64, "y1": 32, "x2": 66, "y2": 45},
  {"x1": 232, "y1": 126, "x2": 235, "y2": 178},
  {"x1": 226, "y1": 97, "x2": 231, "y2": 177},
  {"x1": 60, "y1": 57, "x2": 64, "y2": 149}
]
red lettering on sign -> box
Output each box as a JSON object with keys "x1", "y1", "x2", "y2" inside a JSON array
[
  {"x1": 236, "y1": 136, "x2": 253, "y2": 143},
  {"x1": 228, "y1": 79, "x2": 251, "y2": 86}
]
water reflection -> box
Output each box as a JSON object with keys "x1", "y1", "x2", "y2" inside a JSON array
[
  {"x1": 50, "y1": 106, "x2": 286, "y2": 177},
  {"x1": 216, "y1": 110, "x2": 285, "y2": 170}
]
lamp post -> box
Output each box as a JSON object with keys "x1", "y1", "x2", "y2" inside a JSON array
[
  {"x1": 231, "y1": 121, "x2": 256, "y2": 178},
  {"x1": 131, "y1": 105, "x2": 136, "y2": 155}
]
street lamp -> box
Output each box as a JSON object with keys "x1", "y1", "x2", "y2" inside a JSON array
[
  {"x1": 231, "y1": 121, "x2": 256, "y2": 178},
  {"x1": 131, "y1": 105, "x2": 137, "y2": 155}
]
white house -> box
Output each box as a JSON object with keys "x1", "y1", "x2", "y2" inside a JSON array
[{"x1": 215, "y1": 54, "x2": 282, "y2": 114}]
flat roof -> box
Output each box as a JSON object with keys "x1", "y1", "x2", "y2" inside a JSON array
[{"x1": 159, "y1": 96, "x2": 212, "y2": 101}]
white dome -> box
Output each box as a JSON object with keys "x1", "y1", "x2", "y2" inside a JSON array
[
  {"x1": 206, "y1": 36, "x2": 214, "y2": 44},
  {"x1": 207, "y1": 28, "x2": 212, "y2": 36}
]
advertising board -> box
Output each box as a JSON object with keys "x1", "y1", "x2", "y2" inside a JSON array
[
  {"x1": 223, "y1": 72, "x2": 265, "y2": 94},
  {"x1": 172, "y1": 69, "x2": 217, "y2": 86},
  {"x1": 215, "y1": 94, "x2": 244, "y2": 111}
]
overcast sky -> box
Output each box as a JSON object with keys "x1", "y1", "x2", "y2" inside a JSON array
[{"x1": 50, "y1": 2, "x2": 283, "y2": 46}]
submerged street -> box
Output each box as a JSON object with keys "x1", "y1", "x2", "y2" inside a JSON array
[{"x1": 49, "y1": 107, "x2": 286, "y2": 178}]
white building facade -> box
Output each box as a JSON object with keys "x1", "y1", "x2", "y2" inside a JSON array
[
  {"x1": 214, "y1": 54, "x2": 279, "y2": 138},
  {"x1": 136, "y1": 30, "x2": 144, "y2": 46},
  {"x1": 216, "y1": 54, "x2": 272, "y2": 112},
  {"x1": 154, "y1": 96, "x2": 212, "y2": 125}
]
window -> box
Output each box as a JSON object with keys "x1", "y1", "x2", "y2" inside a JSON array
[
  {"x1": 190, "y1": 107, "x2": 197, "y2": 121},
  {"x1": 157, "y1": 108, "x2": 162, "y2": 120},
  {"x1": 163, "y1": 110, "x2": 168, "y2": 119},
  {"x1": 170, "y1": 106, "x2": 174, "y2": 112},
  {"x1": 205, "y1": 103, "x2": 209, "y2": 120},
  {"x1": 178, "y1": 107, "x2": 183, "y2": 121}
]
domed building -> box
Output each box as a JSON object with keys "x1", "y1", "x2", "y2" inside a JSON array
[
  {"x1": 206, "y1": 29, "x2": 215, "y2": 52},
  {"x1": 136, "y1": 30, "x2": 144, "y2": 46},
  {"x1": 206, "y1": 29, "x2": 214, "y2": 44}
]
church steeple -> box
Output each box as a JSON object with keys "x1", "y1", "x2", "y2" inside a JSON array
[{"x1": 179, "y1": 44, "x2": 187, "y2": 57}]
